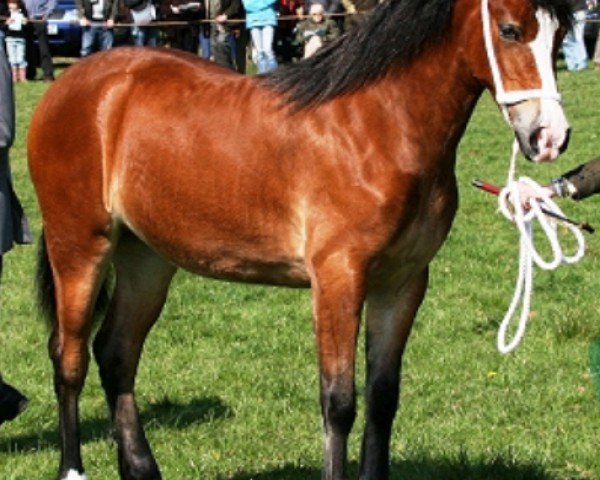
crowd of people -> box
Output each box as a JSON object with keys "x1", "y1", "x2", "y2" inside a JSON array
[
  {"x1": 0, "y1": 0, "x2": 598, "y2": 79},
  {"x1": 0, "y1": 0, "x2": 380, "y2": 80}
]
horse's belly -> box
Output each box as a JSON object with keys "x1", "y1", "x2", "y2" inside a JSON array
[
  {"x1": 178, "y1": 251, "x2": 311, "y2": 287},
  {"x1": 123, "y1": 216, "x2": 311, "y2": 287}
]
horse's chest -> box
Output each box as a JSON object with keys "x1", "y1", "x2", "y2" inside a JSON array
[{"x1": 370, "y1": 189, "x2": 457, "y2": 281}]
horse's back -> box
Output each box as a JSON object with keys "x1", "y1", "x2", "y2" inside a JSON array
[{"x1": 28, "y1": 48, "x2": 309, "y2": 286}]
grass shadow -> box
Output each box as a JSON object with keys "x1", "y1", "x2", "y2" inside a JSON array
[
  {"x1": 0, "y1": 395, "x2": 232, "y2": 453},
  {"x1": 226, "y1": 452, "x2": 559, "y2": 480}
]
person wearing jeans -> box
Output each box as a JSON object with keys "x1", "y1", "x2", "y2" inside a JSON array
[
  {"x1": 242, "y1": 0, "x2": 278, "y2": 73},
  {"x1": 77, "y1": 0, "x2": 119, "y2": 57},
  {"x1": 206, "y1": 0, "x2": 242, "y2": 70},
  {"x1": 562, "y1": 0, "x2": 589, "y2": 71}
]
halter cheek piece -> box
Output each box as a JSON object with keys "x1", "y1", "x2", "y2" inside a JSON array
[{"x1": 481, "y1": 0, "x2": 562, "y2": 107}]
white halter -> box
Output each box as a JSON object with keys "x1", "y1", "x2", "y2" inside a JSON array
[{"x1": 481, "y1": 0, "x2": 562, "y2": 106}]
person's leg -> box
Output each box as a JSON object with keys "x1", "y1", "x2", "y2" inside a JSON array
[
  {"x1": 250, "y1": 27, "x2": 267, "y2": 72},
  {"x1": 5, "y1": 39, "x2": 18, "y2": 81},
  {"x1": 146, "y1": 27, "x2": 158, "y2": 47},
  {"x1": 131, "y1": 26, "x2": 143, "y2": 47},
  {"x1": 594, "y1": 28, "x2": 600, "y2": 69},
  {"x1": 80, "y1": 26, "x2": 93, "y2": 57},
  {"x1": 573, "y1": 10, "x2": 588, "y2": 70},
  {"x1": 34, "y1": 21, "x2": 55, "y2": 80},
  {"x1": 99, "y1": 27, "x2": 114, "y2": 51},
  {"x1": 262, "y1": 25, "x2": 278, "y2": 71},
  {"x1": 200, "y1": 27, "x2": 211, "y2": 59},
  {"x1": 211, "y1": 25, "x2": 235, "y2": 70},
  {"x1": 16, "y1": 39, "x2": 26, "y2": 82}
]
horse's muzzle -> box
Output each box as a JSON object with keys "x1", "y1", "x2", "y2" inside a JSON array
[{"x1": 508, "y1": 98, "x2": 570, "y2": 163}]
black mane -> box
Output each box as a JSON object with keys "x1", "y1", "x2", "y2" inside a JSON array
[{"x1": 262, "y1": 0, "x2": 573, "y2": 108}]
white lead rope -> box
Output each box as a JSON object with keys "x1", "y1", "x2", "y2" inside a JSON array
[{"x1": 495, "y1": 141, "x2": 586, "y2": 354}]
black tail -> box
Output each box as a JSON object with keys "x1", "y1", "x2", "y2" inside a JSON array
[
  {"x1": 36, "y1": 231, "x2": 111, "y2": 327},
  {"x1": 36, "y1": 231, "x2": 57, "y2": 326}
]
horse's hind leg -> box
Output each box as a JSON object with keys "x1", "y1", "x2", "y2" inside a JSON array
[
  {"x1": 359, "y1": 268, "x2": 429, "y2": 480},
  {"x1": 43, "y1": 234, "x2": 112, "y2": 480},
  {"x1": 93, "y1": 232, "x2": 176, "y2": 480}
]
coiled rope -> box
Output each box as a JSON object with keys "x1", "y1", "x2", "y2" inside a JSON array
[{"x1": 495, "y1": 140, "x2": 586, "y2": 354}]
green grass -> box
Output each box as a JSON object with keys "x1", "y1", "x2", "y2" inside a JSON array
[{"x1": 1, "y1": 64, "x2": 600, "y2": 479}]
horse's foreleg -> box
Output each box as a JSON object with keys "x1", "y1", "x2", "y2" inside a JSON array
[
  {"x1": 47, "y1": 240, "x2": 111, "y2": 480},
  {"x1": 359, "y1": 268, "x2": 429, "y2": 480},
  {"x1": 93, "y1": 234, "x2": 176, "y2": 480},
  {"x1": 311, "y1": 254, "x2": 365, "y2": 480}
]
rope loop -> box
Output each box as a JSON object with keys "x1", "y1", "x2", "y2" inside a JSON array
[{"x1": 495, "y1": 176, "x2": 585, "y2": 354}]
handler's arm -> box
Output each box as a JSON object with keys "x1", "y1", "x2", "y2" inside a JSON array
[{"x1": 553, "y1": 156, "x2": 600, "y2": 200}]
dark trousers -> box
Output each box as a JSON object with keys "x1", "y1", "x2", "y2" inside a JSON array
[
  {"x1": 32, "y1": 20, "x2": 54, "y2": 80},
  {"x1": 211, "y1": 25, "x2": 235, "y2": 70}
]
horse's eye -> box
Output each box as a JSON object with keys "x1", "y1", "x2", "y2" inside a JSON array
[{"x1": 499, "y1": 23, "x2": 522, "y2": 42}]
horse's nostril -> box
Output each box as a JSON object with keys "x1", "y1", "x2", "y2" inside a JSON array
[
  {"x1": 529, "y1": 127, "x2": 542, "y2": 156},
  {"x1": 559, "y1": 128, "x2": 571, "y2": 154}
]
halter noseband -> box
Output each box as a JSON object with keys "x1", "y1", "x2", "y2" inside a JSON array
[{"x1": 481, "y1": 0, "x2": 562, "y2": 106}]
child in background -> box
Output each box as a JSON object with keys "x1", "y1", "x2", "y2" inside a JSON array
[
  {"x1": 295, "y1": 2, "x2": 340, "y2": 58},
  {"x1": 4, "y1": 0, "x2": 28, "y2": 82}
]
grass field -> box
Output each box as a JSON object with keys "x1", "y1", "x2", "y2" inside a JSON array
[{"x1": 1, "y1": 61, "x2": 600, "y2": 480}]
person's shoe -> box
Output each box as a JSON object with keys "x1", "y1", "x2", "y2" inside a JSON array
[
  {"x1": 0, "y1": 381, "x2": 28, "y2": 425},
  {"x1": 43, "y1": 76, "x2": 55, "y2": 82}
]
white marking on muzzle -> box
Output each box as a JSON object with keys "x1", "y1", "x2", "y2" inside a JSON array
[
  {"x1": 481, "y1": 0, "x2": 569, "y2": 161},
  {"x1": 528, "y1": 10, "x2": 570, "y2": 161}
]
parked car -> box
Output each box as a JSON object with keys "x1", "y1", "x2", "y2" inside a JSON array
[{"x1": 45, "y1": 0, "x2": 82, "y2": 57}]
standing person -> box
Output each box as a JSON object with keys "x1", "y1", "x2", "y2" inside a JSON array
[
  {"x1": 4, "y1": 0, "x2": 28, "y2": 82},
  {"x1": 167, "y1": 0, "x2": 202, "y2": 53},
  {"x1": 275, "y1": 0, "x2": 302, "y2": 64},
  {"x1": 126, "y1": 0, "x2": 159, "y2": 47},
  {"x1": 0, "y1": 35, "x2": 31, "y2": 426},
  {"x1": 562, "y1": 0, "x2": 589, "y2": 71},
  {"x1": 242, "y1": 0, "x2": 278, "y2": 73},
  {"x1": 22, "y1": 0, "x2": 55, "y2": 81},
  {"x1": 77, "y1": 0, "x2": 119, "y2": 57},
  {"x1": 206, "y1": 0, "x2": 241, "y2": 70}
]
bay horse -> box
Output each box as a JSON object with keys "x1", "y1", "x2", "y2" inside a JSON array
[{"x1": 28, "y1": 0, "x2": 573, "y2": 479}]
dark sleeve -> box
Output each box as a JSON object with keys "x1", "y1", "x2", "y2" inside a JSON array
[
  {"x1": 562, "y1": 156, "x2": 600, "y2": 200},
  {"x1": 109, "y1": 0, "x2": 120, "y2": 19},
  {"x1": 0, "y1": 46, "x2": 15, "y2": 150},
  {"x1": 221, "y1": 0, "x2": 241, "y2": 17}
]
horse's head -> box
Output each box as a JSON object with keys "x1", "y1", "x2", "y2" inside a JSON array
[{"x1": 468, "y1": 0, "x2": 572, "y2": 162}]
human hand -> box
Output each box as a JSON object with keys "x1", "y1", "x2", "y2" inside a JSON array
[
  {"x1": 170, "y1": 5, "x2": 180, "y2": 13},
  {"x1": 106, "y1": 18, "x2": 114, "y2": 28},
  {"x1": 80, "y1": 17, "x2": 90, "y2": 26},
  {"x1": 516, "y1": 180, "x2": 555, "y2": 209},
  {"x1": 215, "y1": 13, "x2": 227, "y2": 23}
]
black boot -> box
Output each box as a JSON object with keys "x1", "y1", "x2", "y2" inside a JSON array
[{"x1": 0, "y1": 379, "x2": 28, "y2": 425}]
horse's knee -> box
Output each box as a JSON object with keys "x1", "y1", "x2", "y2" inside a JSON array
[
  {"x1": 49, "y1": 330, "x2": 89, "y2": 392},
  {"x1": 321, "y1": 378, "x2": 356, "y2": 436}
]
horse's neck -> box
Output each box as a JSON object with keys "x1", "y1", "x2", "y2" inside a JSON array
[{"x1": 356, "y1": 40, "x2": 483, "y2": 170}]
